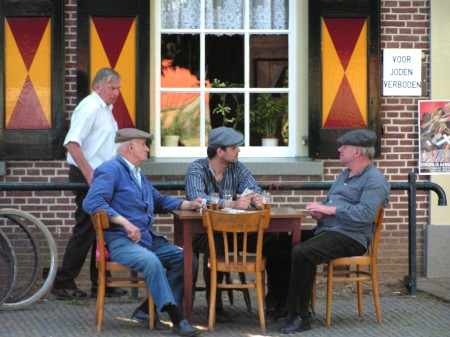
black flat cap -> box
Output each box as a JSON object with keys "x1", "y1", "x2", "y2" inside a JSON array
[
  {"x1": 115, "y1": 128, "x2": 154, "y2": 143},
  {"x1": 208, "y1": 127, "x2": 244, "y2": 147},
  {"x1": 337, "y1": 129, "x2": 377, "y2": 147}
]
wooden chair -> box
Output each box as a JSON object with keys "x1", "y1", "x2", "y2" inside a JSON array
[
  {"x1": 91, "y1": 210, "x2": 154, "y2": 331},
  {"x1": 202, "y1": 209, "x2": 270, "y2": 333},
  {"x1": 311, "y1": 206, "x2": 385, "y2": 326}
]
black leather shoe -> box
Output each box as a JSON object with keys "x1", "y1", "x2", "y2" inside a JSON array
[
  {"x1": 51, "y1": 287, "x2": 87, "y2": 300},
  {"x1": 214, "y1": 308, "x2": 232, "y2": 323},
  {"x1": 279, "y1": 314, "x2": 311, "y2": 334},
  {"x1": 131, "y1": 308, "x2": 170, "y2": 330},
  {"x1": 172, "y1": 319, "x2": 201, "y2": 336}
]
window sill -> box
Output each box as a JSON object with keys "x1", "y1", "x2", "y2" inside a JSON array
[{"x1": 141, "y1": 157, "x2": 323, "y2": 176}]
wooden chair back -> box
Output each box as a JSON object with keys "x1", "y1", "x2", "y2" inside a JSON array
[
  {"x1": 201, "y1": 209, "x2": 270, "y2": 333},
  {"x1": 91, "y1": 210, "x2": 154, "y2": 331}
]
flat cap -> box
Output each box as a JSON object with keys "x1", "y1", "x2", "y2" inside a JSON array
[
  {"x1": 337, "y1": 129, "x2": 377, "y2": 147},
  {"x1": 208, "y1": 127, "x2": 244, "y2": 147},
  {"x1": 115, "y1": 128, "x2": 154, "y2": 143}
]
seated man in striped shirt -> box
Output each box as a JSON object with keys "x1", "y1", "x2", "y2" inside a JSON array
[{"x1": 185, "y1": 126, "x2": 291, "y2": 323}]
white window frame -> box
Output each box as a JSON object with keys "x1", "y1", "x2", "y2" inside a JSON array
[{"x1": 153, "y1": 0, "x2": 298, "y2": 158}]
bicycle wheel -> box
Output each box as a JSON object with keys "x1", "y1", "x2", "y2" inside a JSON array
[
  {"x1": 0, "y1": 228, "x2": 17, "y2": 304},
  {"x1": 0, "y1": 208, "x2": 58, "y2": 310}
]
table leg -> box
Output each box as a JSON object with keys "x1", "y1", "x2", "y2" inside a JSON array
[
  {"x1": 183, "y1": 220, "x2": 193, "y2": 319},
  {"x1": 291, "y1": 219, "x2": 301, "y2": 246}
]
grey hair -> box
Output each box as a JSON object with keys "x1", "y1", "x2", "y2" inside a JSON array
[
  {"x1": 91, "y1": 68, "x2": 121, "y2": 89},
  {"x1": 360, "y1": 146, "x2": 375, "y2": 160},
  {"x1": 116, "y1": 141, "x2": 129, "y2": 154}
]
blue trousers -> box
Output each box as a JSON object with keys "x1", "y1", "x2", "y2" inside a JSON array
[{"x1": 107, "y1": 234, "x2": 194, "y2": 310}]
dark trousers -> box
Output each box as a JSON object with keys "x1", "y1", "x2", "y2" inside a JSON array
[
  {"x1": 283, "y1": 231, "x2": 366, "y2": 317},
  {"x1": 193, "y1": 232, "x2": 291, "y2": 310},
  {"x1": 53, "y1": 165, "x2": 98, "y2": 290}
]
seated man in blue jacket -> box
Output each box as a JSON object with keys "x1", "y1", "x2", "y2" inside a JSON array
[{"x1": 83, "y1": 128, "x2": 202, "y2": 337}]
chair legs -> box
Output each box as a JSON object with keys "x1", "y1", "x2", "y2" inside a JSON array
[
  {"x1": 96, "y1": 275, "x2": 107, "y2": 331},
  {"x1": 208, "y1": 270, "x2": 218, "y2": 331},
  {"x1": 325, "y1": 267, "x2": 333, "y2": 326},
  {"x1": 255, "y1": 271, "x2": 266, "y2": 334},
  {"x1": 95, "y1": 276, "x2": 154, "y2": 331},
  {"x1": 147, "y1": 291, "x2": 155, "y2": 330},
  {"x1": 372, "y1": 274, "x2": 382, "y2": 323},
  {"x1": 323, "y1": 265, "x2": 382, "y2": 326}
]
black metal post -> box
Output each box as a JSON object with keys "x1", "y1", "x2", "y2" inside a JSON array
[{"x1": 405, "y1": 172, "x2": 417, "y2": 295}]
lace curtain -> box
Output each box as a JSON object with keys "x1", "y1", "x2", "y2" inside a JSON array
[{"x1": 161, "y1": 0, "x2": 288, "y2": 30}]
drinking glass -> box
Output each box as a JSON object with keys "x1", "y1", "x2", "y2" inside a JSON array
[
  {"x1": 262, "y1": 191, "x2": 272, "y2": 210},
  {"x1": 223, "y1": 190, "x2": 233, "y2": 210},
  {"x1": 210, "y1": 193, "x2": 219, "y2": 210}
]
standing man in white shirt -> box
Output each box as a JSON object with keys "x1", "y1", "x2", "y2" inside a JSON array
[{"x1": 51, "y1": 68, "x2": 127, "y2": 300}]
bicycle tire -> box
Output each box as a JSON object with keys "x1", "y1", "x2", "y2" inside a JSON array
[
  {"x1": 0, "y1": 212, "x2": 39, "y2": 302},
  {"x1": 0, "y1": 208, "x2": 58, "y2": 310},
  {"x1": 0, "y1": 228, "x2": 17, "y2": 304}
]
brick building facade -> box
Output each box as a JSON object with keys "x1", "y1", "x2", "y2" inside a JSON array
[{"x1": 0, "y1": 0, "x2": 438, "y2": 289}]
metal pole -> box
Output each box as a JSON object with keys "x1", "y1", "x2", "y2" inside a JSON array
[{"x1": 405, "y1": 172, "x2": 417, "y2": 295}]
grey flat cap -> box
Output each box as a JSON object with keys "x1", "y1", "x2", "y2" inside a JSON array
[
  {"x1": 208, "y1": 127, "x2": 244, "y2": 147},
  {"x1": 115, "y1": 128, "x2": 154, "y2": 143},
  {"x1": 337, "y1": 129, "x2": 377, "y2": 147}
]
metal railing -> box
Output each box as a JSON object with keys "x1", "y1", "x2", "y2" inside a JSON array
[{"x1": 0, "y1": 172, "x2": 446, "y2": 295}]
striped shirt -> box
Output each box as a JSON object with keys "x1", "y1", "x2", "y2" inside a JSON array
[{"x1": 185, "y1": 158, "x2": 261, "y2": 207}]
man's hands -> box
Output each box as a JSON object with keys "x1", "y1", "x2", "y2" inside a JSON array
[
  {"x1": 306, "y1": 202, "x2": 336, "y2": 220},
  {"x1": 179, "y1": 198, "x2": 204, "y2": 211},
  {"x1": 110, "y1": 214, "x2": 141, "y2": 242},
  {"x1": 231, "y1": 193, "x2": 263, "y2": 210}
]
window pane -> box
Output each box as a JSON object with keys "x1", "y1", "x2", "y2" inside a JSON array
[
  {"x1": 210, "y1": 90, "x2": 245, "y2": 134},
  {"x1": 161, "y1": 0, "x2": 200, "y2": 29},
  {"x1": 206, "y1": 0, "x2": 244, "y2": 29},
  {"x1": 161, "y1": 92, "x2": 202, "y2": 146},
  {"x1": 250, "y1": 93, "x2": 288, "y2": 146},
  {"x1": 250, "y1": 35, "x2": 288, "y2": 88},
  {"x1": 250, "y1": 0, "x2": 289, "y2": 30},
  {"x1": 161, "y1": 34, "x2": 200, "y2": 89},
  {"x1": 205, "y1": 35, "x2": 244, "y2": 86}
]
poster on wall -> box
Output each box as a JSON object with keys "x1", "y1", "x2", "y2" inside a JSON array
[{"x1": 419, "y1": 100, "x2": 450, "y2": 174}]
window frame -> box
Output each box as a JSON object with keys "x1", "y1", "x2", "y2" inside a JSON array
[
  {"x1": 0, "y1": 0, "x2": 65, "y2": 160},
  {"x1": 154, "y1": 0, "x2": 297, "y2": 158},
  {"x1": 308, "y1": 0, "x2": 381, "y2": 159}
]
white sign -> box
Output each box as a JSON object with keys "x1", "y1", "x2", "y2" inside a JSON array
[{"x1": 383, "y1": 49, "x2": 422, "y2": 96}]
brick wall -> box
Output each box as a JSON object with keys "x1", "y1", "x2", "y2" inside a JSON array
[{"x1": 0, "y1": 0, "x2": 432, "y2": 289}]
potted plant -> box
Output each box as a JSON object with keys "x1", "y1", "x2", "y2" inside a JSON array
[
  {"x1": 161, "y1": 124, "x2": 180, "y2": 146},
  {"x1": 250, "y1": 93, "x2": 287, "y2": 146}
]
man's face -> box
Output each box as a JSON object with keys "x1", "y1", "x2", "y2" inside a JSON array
[
  {"x1": 338, "y1": 144, "x2": 358, "y2": 165},
  {"x1": 95, "y1": 80, "x2": 121, "y2": 105},
  {"x1": 130, "y1": 139, "x2": 149, "y2": 164},
  {"x1": 221, "y1": 146, "x2": 240, "y2": 164}
]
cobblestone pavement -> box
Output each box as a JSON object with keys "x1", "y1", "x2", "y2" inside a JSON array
[{"x1": 1, "y1": 281, "x2": 449, "y2": 337}]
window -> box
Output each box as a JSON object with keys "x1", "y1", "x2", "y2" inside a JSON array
[{"x1": 155, "y1": 0, "x2": 295, "y2": 157}]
